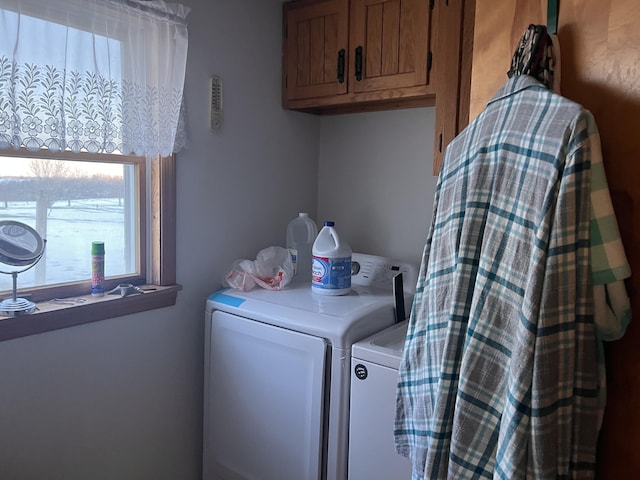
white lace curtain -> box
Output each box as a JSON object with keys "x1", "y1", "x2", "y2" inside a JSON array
[{"x1": 0, "y1": 0, "x2": 189, "y2": 157}]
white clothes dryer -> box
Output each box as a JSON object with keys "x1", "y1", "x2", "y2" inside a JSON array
[{"x1": 203, "y1": 253, "x2": 417, "y2": 480}]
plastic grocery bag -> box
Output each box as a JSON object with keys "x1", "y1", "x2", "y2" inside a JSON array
[{"x1": 224, "y1": 246, "x2": 294, "y2": 292}]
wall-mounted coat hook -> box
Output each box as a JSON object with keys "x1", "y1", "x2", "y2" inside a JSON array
[{"x1": 547, "y1": 0, "x2": 559, "y2": 34}]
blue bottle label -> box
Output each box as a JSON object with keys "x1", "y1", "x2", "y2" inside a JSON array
[
  {"x1": 312, "y1": 256, "x2": 351, "y2": 290},
  {"x1": 288, "y1": 248, "x2": 298, "y2": 275}
]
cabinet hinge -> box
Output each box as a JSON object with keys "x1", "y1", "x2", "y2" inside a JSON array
[
  {"x1": 429, "y1": 0, "x2": 434, "y2": 9},
  {"x1": 427, "y1": 51, "x2": 433, "y2": 71}
]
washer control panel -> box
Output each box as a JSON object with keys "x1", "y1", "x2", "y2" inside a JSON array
[{"x1": 351, "y1": 253, "x2": 418, "y2": 294}]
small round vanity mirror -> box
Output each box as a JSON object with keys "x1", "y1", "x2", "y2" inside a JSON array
[
  {"x1": 0, "y1": 220, "x2": 46, "y2": 316},
  {"x1": 0, "y1": 220, "x2": 45, "y2": 266}
]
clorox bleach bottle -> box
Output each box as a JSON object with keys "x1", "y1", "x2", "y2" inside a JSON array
[
  {"x1": 312, "y1": 221, "x2": 352, "y2": 295},
  {"x1": 286, "y1": 213, "x2": 318, "y2": 282}
]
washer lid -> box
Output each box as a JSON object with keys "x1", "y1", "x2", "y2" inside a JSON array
[{"x1": 352, "y1": 320, "x2": 409, "y2": 369}]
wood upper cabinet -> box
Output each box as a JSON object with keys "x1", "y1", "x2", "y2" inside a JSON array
[
  {"x1": 282, "y1": 0, "x2": 472, "y2": 174},
  {"x1": 283, "y1": 0, "x2": 435, "y2": 111}
]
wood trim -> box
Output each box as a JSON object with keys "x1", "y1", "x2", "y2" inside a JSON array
[
  {"x1": 283, "y1": 85, "x2": 436, "y2": 111},
  {"x1": 0, "y1": 284, "x2": 182, "y2": 341},
  {"x1": 0, "y1": 149, "x2": 148, "y2": 298},
  {"x1": 150, "y1": 155, "x2": 177, "y2": 285},
  {"x1": 457, "y1": 0, "x2": 475, "y2": 133},
  {"x1": 137, "y1": 157, "x2": 148, "y2": 280},
  {"x1": 310, "y1": 95, "x2": 436, "y2": 115},
  {"x1": 7, "y1": 276, "x2": 147, "y2": 304},
  {"x1": 430, "y1": 0, "x2": 475, "y2": 175},
  {"x1": 0, "y1": 148, "x2": 143, "y2": 166},
  {"x1": 432, "y1": 0, "x2": 464, "y2": 174}
]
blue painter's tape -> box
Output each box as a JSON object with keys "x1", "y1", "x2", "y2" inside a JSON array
[{"x1": 208, "y1": 289, "x2": 245, "y2": 307}]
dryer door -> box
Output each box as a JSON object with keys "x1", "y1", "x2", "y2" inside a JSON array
[{"x1": 204, "y1": 310, "x2": 327, "y2": 480}]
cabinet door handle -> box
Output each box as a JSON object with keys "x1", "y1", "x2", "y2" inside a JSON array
[
  {"x1": 337, "y1": 49, "x2": 345, "y2": 83},
  {"x1": 355, "y1": 46, "x2": 363, "y2": 81}
]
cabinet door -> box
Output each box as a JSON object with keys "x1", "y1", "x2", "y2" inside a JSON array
[
  {"x1": 284, "y1": 0, "x2": 349, "y2": 101},
  {"x1": 469, "y1": 0, "x2": 545, "y2": 120},
  {"x1": 349, "y1": 0, "x2": 431, "y2": 93},
  {"x1": 469, "y1": 1, "x2": 640, "y2": 477}
]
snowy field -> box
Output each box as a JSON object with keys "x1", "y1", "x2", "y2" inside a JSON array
[{"x1": 0, "y1": 198, "x2": 129, "y2": 292}]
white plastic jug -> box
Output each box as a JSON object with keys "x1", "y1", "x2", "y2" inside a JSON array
[
  {"x1": 286, "y1": 213, "x2": 318, "y2": 282},
  {"x1": 312, "y1": 221, "x2": 352, "y2": 295}
]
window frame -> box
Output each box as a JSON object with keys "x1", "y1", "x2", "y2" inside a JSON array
[
  {"x1": 1, "y1": 148, "x2": 147, "y2": 299},
  {"x1": 0, "y1": 151, "x2": 179, "y2": 341}
]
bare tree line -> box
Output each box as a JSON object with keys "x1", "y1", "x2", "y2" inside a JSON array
[{"x1": 1, "y1": 160, "x2": 124, "y2": 205}]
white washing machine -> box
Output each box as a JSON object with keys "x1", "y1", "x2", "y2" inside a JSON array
[
  {"x1": 203, "y1": 253, "x2": 417, "y2": 480},
  {"x1": 349, "y1": 320, "x2": 413, "y2": 480}
]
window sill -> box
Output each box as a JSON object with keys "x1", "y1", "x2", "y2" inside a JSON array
[{"x1": 0, "y1": 284, "x2": 182, "y2": 342}]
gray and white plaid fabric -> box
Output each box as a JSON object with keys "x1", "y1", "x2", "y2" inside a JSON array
[{"x1": 395, "y1": 75, "x2": 600, "y2": 479}]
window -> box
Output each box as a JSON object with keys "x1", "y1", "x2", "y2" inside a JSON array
[
  {"x1": 0, "y1": 0, "x2": 188, "y2": 340},
  {"x1": 1, "y1": 151, "x2": 146, "y2": 297},
  {"x1": 0, "y1": 151, "x2": 179, "y2": 341}
]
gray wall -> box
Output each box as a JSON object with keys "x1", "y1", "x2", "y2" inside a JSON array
[
  {"x1": 318, "y1": 108, "x2": 437, "y2": 266},
  {"x1": 0, "y1": 0, "x2": 437, "y2": 479}
]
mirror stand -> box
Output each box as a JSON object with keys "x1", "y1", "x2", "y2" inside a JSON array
[{"x1": 0, "y1": 257, "x2": 44, "y2": 316}]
